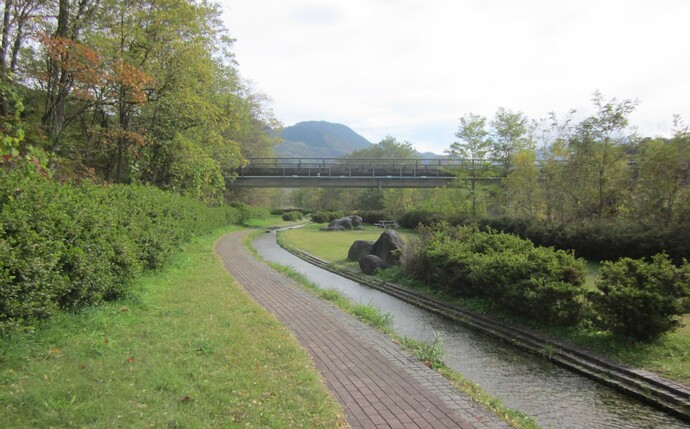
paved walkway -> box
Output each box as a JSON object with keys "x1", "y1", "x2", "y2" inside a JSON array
[{"x1": 216, "y1": 230, "x2": 509, "y2": 429}]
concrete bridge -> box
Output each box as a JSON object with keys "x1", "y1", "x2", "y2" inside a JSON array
[{"x1": 227, "y1": 157, "x2": 491, "y2": 188}]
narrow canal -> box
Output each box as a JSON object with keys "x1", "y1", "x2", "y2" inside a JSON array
[{"x1": 253, "y1": 230, "x2": 689, "y2": 429}]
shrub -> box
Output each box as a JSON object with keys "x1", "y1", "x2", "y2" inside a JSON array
[
  {"x1": 357, "y1": 210, "x2": 389, "y2": 225},
  {"x1": 310, "y1": 211, "x2": 343, "y2": 224},
  {"x1": 400, "y1": 211, "x2": 690, "y2": 263},
  {"x1": 589, "y1": 254, "x2": 690, "y2": 341},
  {"x1": 397, "y1": 209, "x2": 446, "y2": 228},
  {"x1": 0, "y1": 170, "x2": 243, "y2": 335},
  {"x1": 281, "y1": 211, "x2": 304, "y2": 221},
  {"x1": 403, "y1": 224, "x2": 587, "y2": 325}
]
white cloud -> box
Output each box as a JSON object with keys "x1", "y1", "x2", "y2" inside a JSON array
[{"x1": 221, "y1": 0, "x2": 690, "y2": 153}]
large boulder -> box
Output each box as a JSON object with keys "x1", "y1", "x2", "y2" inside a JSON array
[
  {"x1": 328, "y1": 217, "x2": 353, "y2": 230},
  {"x1": 348, "y1": 215, "x2": 363, "y2": 227},
  {"x1": 348, "y1": 240, "x2": 374, "y2": 262},
  {"x1": 372, "y1": 230, "x2": 405, "y2": 266},
  {"x1": 359, "y1": 254, "x2": 388, "y2": 275}
]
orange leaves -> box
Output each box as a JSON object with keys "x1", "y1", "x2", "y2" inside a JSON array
[
  {"x1": 39, "y1": 34, "x2": 155, "y2": 104},
  {"x1": 40, "y1": 35, "x2": 106, "y2": 89},
  {"x1": 113, "y1": 61, "x2": 155, "y2": 104}
]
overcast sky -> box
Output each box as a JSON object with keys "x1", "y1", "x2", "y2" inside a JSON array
[{"x1": 220, "y1": 0, "x2": 690, "y2": 153}]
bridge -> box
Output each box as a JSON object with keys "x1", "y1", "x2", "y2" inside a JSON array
[{"x1": 227, "y1": 157, "x2": 472, "y2": 188}]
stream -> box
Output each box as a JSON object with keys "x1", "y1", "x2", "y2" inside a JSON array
[{"x1": 253, "y1": 230, "x2": 689, "y2": 429}]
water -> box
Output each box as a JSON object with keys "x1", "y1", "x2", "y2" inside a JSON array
[{"x1": 253, "y1": 230, "x2": 689, "y2": 429}]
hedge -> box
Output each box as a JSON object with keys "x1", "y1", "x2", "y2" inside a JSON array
[
  {"x1": 0, "y1": 170, "x2": 246, "y2": 335},
  {"x1": 396, "y1": 209, "x2": 690, "y2": 262}
]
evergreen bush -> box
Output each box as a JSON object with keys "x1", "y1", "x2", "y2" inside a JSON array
[
  {"x1": 310, "y1": 211, "x2": 343, "y2": 223},
  {"x1": 589, "y1": 254, "x2": 690, "y2": 341},
  {"x1": 281, "y1": 211, "x2": 304, "y2": 221},
  {"x1": 403, "y1": 224, "x2": 587, "y2": 325},
  {"x1": 0, "y1": 170, "x2": 242, "y2": 335}
]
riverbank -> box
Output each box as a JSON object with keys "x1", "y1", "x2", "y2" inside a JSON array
[
  {"x1": 276, "y1": 224, "x2": 690, "y2": 423},
  {"x1": 0, "y1": 226, "x2": 344, "y2": 428}
]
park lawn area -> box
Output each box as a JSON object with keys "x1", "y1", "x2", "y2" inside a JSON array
[
  {"x1": 0, "y1": 226, "x2": 344, "y2": 429},
  {"x1": 278, "y1": 225, "x2": 690, "y2": 386},
  {"x1": 278, "y1": 223, "x2": 415, "y2": 265}
]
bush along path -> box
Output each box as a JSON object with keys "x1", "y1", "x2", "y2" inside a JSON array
[
  {"x1": 281, "y1": 245, "x2": 690, "y2": 424},
  {"x1": 216, "y1": 229, "x2": 510, "y2": 429}
]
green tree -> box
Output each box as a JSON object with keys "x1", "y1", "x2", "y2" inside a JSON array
[
  {"x1": 567, "y1": 91, "x2": 638, "y2": 219},
  {"x1": 490, "y1": 107, "x2": 533, "y2": 172},
  {"x1": 632, "y1": 116, "x2": 690, "y2": 224},
  {"x1": 446, "y1": 113, "x2": 493, "y2": 216}
]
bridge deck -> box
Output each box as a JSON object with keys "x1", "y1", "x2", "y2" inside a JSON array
[{"x1": 228, "y1": 157, "x2": 476, "y2": 188}]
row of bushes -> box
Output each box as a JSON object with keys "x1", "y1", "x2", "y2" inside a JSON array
[
  {"x1": 0, "y1": 171, "x2": 255, "y2": 335},
  {"x1": 281, "y1": 211, "x2": 304, "y2": 221},
  {"x1": 397, "y1": 209, "x2": 690, "y2": 262},
  {"x1": 310, "y1": 211, "x2": 344, "y2": 224},
  {"x1": 402, "y1": 224, "x2": 690, "y2": 340},
  {"x1": 271, "y1": 208, "x2": 308, "y2": 216},
  {"x1": 309, "y1": 210, "x2": 391, "y2": 225}
]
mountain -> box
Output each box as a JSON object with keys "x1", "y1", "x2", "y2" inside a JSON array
[{"x1": 275, "y1": 121, "x2": 373, "y2": 158}]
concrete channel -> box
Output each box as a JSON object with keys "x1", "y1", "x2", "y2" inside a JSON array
[{"x1": 255, "y1": 228, "x2": 690, "y2": 428}]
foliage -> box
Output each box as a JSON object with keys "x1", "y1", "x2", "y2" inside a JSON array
[
  {"x1": 2, "y1": 0, "x2": 279, "y2": 204},
  {"x1": 589, "y1": 254, "x2": 690, "y2": 341},
  {"x1": 403, "y1": 224, "x2": 587, "y2": 325},
  {"x1": 310, "y1": 210, "x2": 344, "y2": 224},
  {"x1": 0, "y1": 169, "x2": 241, "y2": 335},
  {"x1": 0, "y1": 228, "x2": 344, "y2": 428},
  {"x1": 356, "y1": 209, "x2": 390, "y2": 224},
  {"x1": 396, "y1": 211, "x2": 690, "y2": 263},
  {"x1": 402, "y1": 332, "x2": 445, "y2": 369},
  {"x1": 281, "y1": 210, "x2": 303, "y2": 221}
]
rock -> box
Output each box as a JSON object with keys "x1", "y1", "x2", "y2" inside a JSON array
[
  {"x1": 348, "y1": 215, "x2": 363, "y2": 227},
  {"x1": 359, "y1": 254, "x2": 388, "y2": 275},
  {"x1": 372, "y1": 230, "x2": 405, "y2": 266},
  {"x1": 328, "y1": 217, "x2": 353, "y2": 230},
  {"x1": 348, "y1": 240, "x2": 374, "y2": 261}
]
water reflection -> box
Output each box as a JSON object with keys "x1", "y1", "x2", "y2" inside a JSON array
[{"x1": 253, "y1": 231, "x2": 689, "y2": 429}]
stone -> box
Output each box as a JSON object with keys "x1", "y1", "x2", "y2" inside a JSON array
[
  {"x1": 348, "y1": 240, "x2": 374, "y2": 262},
  {"x1": 328, "y1": 217, "x2": 353, "y2": 230},
  {"x1": 359, "y1": 254, "x2": 388, "y2": 275},
  {"x1": 348, "y1": 215, "x2": 363, "y2": 227},
  {"x1": 371, "y1": 230, "x2": 405, "y2": 266}
]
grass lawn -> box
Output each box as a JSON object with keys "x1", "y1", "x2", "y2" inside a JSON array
[
  {"x1": 0, "y1": 225, "x2": 344, "y2": 428},
  {"x1": 279, "y1": 223, "x2": 415, "y2": 265},
  {"x1": 278, "y1": 225, "x2": 690, "y2": 387}
]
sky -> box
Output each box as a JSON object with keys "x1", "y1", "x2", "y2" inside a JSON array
[{"x1": 220, "y1": 0, "x2": 690, "y2": 154}]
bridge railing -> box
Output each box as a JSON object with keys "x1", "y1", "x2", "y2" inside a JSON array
[{"x1": 238, "y1": 157, "x2": 475, "y2": 178}]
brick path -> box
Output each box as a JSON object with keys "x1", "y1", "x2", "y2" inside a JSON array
[{"x1": 216, "y1": 230, "x2": 509, "y2": 429}]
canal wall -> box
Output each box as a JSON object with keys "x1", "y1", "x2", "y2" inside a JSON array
[{"x1": 280, "y1": 244, "x2": 690, "y2": 423}]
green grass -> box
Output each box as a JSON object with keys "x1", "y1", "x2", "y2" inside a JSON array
[
  {"x1": 278, "y1": 223, "x2": 415, "y2": 264},
  {"x1": 278, "y1": 226, "x2": 690, "y2": 387},
  {"x1": 252, "y1": 231, "x2": 540, "y2": 429},
  {"x1": 242, "y1": 215, "x2": 303, "y2": 228},
  {"x1": 583, "y1": 260, "x2": 602, "y2": 290},
  {"x1": 0, "y1": 226, "x2": 344, "y2": 428}
]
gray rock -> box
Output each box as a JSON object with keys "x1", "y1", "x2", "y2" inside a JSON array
[
  {"x1": 372, "y1": 230, "x2": 405, "y2": 266},
  {"x1": 328, "y1": 217, "x2": 353, "y2": 230},
  {"x1": 359, "y1": 254, "x2": 388, "y2": 275},
  {"x1": 348, "y1": 240, "x2": 374, "y2": 261},
  {"x1": 348, "y1": 215, "x2": 363, "y2": 227}
]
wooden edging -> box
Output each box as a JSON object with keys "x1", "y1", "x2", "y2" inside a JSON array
[{"x1": 279, "y1": 244, "x2": 690, "y2": 423}]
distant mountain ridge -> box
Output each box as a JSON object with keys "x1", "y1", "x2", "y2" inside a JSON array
[
  {"x1": 275, "y1": 120, "x2": 442, "y2": 159},
  {"x1": 276, "y1": 121, "x2": 372, "y2": 158}
]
